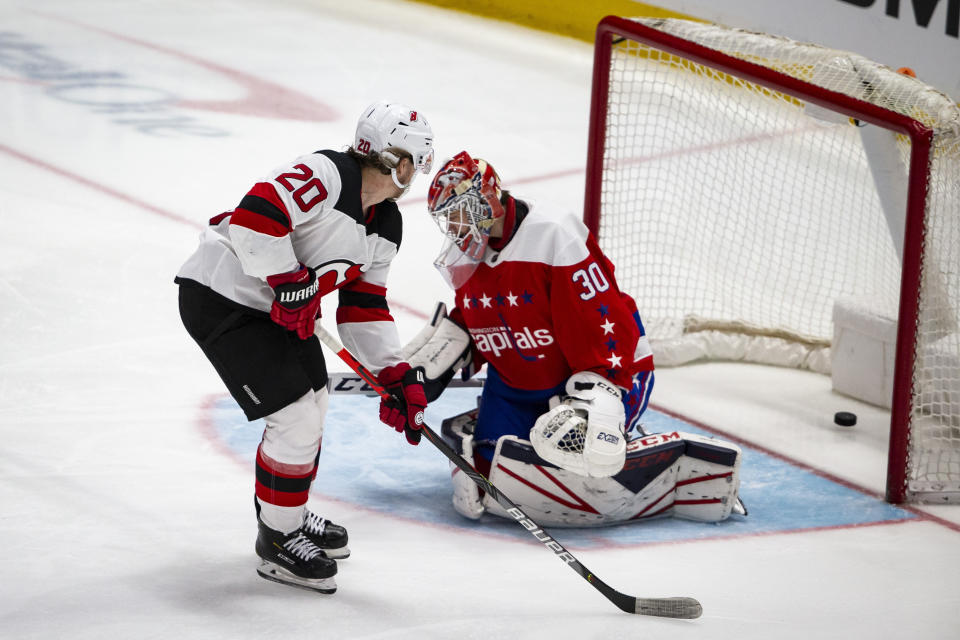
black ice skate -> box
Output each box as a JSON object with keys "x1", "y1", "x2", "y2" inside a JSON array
[
  {"x1": 302, "y1": 509, "x2": 350, "y2": 559},
  {"x1": 255, "y1": 521, "x2": 337, "y2": 594}
]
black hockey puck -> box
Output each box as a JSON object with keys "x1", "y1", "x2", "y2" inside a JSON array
[{"x1": 834, "y1": 411, "x2": 857, "y2": 427}]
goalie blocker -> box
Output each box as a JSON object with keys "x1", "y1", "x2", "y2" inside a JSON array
[
  {"x1": 400, "y1": 302, "x2": 473, "y2": 402},
  {"x1": 441, "y1": 408, "x2": 745, "y2": 526}
]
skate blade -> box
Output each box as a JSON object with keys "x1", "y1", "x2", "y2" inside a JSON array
[
  {"x1": 322, "y1": 545, "x2": 350, "y2": 560},
  {"x1": 257, "y1": 561, "x2": 337, "y2": 594}
]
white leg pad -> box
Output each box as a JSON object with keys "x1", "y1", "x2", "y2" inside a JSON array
[
  {"x1": 451, "y1": 464, "x2": 485, "y2": 520},
  {"x1": 450, "y1": 432, "x2": 484, "y2": 520},
  {"x1": 671, "y1": 433, "x2": 742, "y2": 522},
  {"x1": 477, "y1": 431, "x2": 743, "y2": 527},
  {"x1": 482, "y1": 435, "x2": 682, "y2": 526},
  {"x1": 441, "y1": 409, "x2": 485, "y2": 520}
]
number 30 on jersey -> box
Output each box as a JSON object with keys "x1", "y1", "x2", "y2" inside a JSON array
[{"x1": 572, "y1": 262, "x2": 610, "y2": 300}]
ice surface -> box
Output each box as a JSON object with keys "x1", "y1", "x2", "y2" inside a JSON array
[{"x1": 1, "y1": 1, "x2": 958, "y2": 638}]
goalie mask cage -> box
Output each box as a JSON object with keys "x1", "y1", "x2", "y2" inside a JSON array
[{"x1": 584, "y1": 17, "x2": 960, "y2": 503}]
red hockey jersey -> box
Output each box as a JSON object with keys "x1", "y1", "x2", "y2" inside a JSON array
[{"x1": 453, "y1": 201, "x2": 653, "y2": 391}]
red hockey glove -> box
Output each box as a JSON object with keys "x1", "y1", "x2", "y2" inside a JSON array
[
  {"x1": 266, "y1": 264, "x2": 322, "y2": 340},
  {"x1": 376, "y1": 362, "x2": 427, "y2": 445}
]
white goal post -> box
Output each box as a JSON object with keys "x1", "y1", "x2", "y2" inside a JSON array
[{"x1": 583, "y1": 17, "x2": 960, "y2": 503}]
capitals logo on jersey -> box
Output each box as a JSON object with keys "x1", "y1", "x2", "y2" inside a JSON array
[{"x1": 469, "y1": 324, "x2": 555, "y2": 359}]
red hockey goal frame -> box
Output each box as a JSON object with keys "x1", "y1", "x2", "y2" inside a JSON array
[{"x1": 582, "y1": 16, "x2": 935, "y2": 503}]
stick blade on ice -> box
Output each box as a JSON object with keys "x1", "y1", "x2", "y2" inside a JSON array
[{"x1": 635, "y1": 596, "x2": 702, "y2": 619}]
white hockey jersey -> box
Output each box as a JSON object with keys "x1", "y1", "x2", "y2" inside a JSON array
[{"x1": 175, "y1": 150, "x2": 405, "y2": 371}]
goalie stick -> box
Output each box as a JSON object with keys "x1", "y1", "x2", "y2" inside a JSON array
[{"x1": 315, "y1": 324, "x2": 703, "y2": 619}]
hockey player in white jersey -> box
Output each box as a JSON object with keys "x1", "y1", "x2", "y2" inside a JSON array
[
  {"x1": 405, "y1": 151, "x2": 745, "y2": 528},
  {"x1": 175, "y1": 100, "x2": 434, "y2": 593}
]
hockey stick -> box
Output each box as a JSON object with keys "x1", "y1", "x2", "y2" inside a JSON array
[
  {"x1": 327, "y1": 372, "x2": 484, "y2": 395},
  {"x1": 315, "y1": 325, "x2": 702, "y2": 619}
]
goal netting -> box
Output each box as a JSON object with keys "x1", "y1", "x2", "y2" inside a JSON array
[{"x1": 584, "y1": 17, "x2": 960, "y2": 503}]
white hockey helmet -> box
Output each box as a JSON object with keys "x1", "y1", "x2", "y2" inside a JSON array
[{"x1": 354, "y1": 100, "x2": 434, "y2": 193}]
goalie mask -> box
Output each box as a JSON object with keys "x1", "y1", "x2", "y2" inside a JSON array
[
  {"x1": 354, "y1": 100, "x2": 435, "y2": 196},
  {"x1": 427, "y1": 151, "x2": 504, "y2": 289}
]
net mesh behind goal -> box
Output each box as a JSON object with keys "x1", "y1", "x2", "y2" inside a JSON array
[{"x1": 586, "y1": 17, "x2": 960, "y2": 503}]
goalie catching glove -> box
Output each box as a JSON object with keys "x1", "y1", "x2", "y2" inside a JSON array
[{"x1": 531, "y1": 371, "x2": 626, "y2": 478}]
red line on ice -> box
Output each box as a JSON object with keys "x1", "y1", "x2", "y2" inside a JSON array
[{"x1": 0, "y1": 142, "x2": 202, "y2": 229}]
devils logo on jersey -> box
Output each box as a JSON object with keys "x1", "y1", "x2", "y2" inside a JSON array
[{"x1": 314, "y1": 259, "x2": 364, "y2": 295}]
